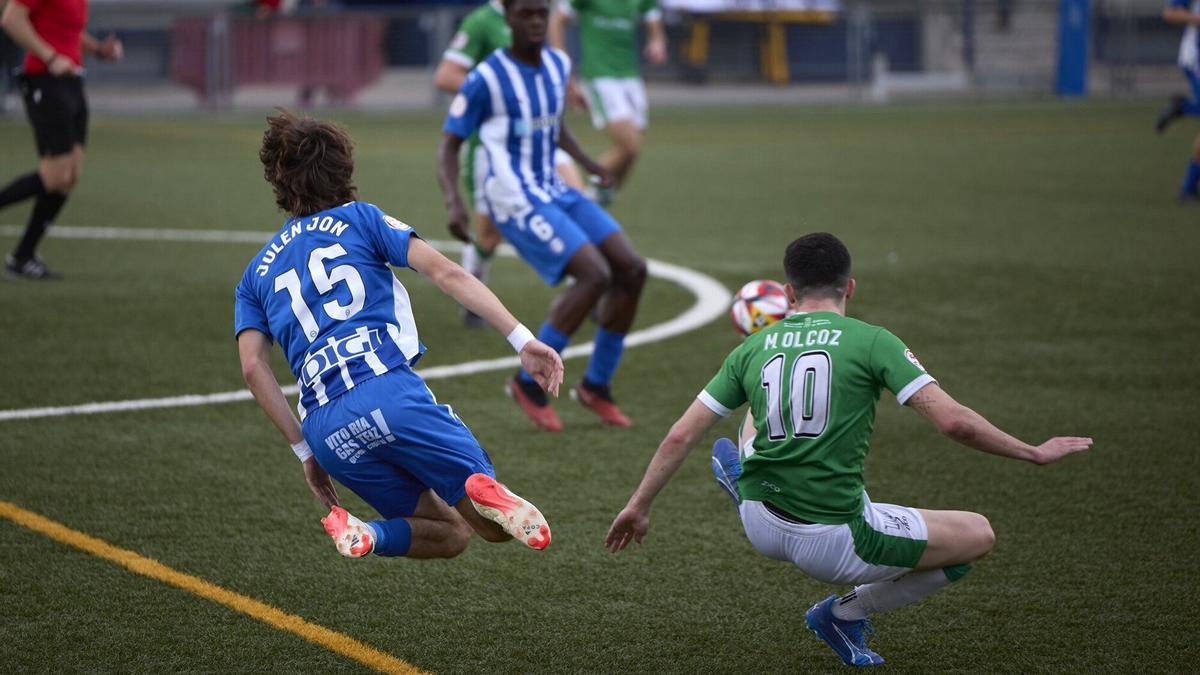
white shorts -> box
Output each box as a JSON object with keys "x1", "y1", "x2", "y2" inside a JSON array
[
  {"x1": 582, "y1": 77, "x2": 648, "y2": 130},
  {"x1": 473, "y1": 146, "x2": 573, "y2": 215},
  {"x1": 738, "y1": 494, "x2": 928, "y2": 586}
]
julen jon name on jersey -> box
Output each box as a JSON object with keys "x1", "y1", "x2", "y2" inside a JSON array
[{"x1": 256, "y1": 215, "x2": 352, "y2": 277}]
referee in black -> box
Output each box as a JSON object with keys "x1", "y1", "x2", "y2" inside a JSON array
[{"x1": 0, "y1": 0, "x2": 122, "y2": 279}]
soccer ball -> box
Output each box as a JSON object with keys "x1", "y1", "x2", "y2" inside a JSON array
[{"x1": 729, "y1": 280, "x2": 789, "y2": 336}]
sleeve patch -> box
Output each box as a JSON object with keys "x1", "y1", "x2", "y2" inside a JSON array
[
  {"x1": 904, "y1": 349, "x2": 926, "y2": 372},
  {"x1": 449, "y1": 31, "x2": 469, "y2": 50},
  {"x1": 383, "y1": 215, "x2": 410, "y2": 231},
  {"x1": 449, "y1": 93, "x2": 468, "y2": 118}
]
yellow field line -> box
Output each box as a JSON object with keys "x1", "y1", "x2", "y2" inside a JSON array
[{"x1": 0, "y1": 500, "x2": 425, "y2": 675}]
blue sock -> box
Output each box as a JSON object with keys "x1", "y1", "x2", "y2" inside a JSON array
[
  {"x1": 1182, "y1": 160, "x2": 1200, "y2": 196},
  {"x1": 519, "y1": 321, "x2": 570, "y2": 383},
  {"x1": 584, "y1": 328, "x2": 626, "y2": 386},
  {"x1": 368, "y1": 518, "x2": 412, "y2": 557},
  {"x1": 1183, "y1": 98, "x2": 1200, "y2": 116}
]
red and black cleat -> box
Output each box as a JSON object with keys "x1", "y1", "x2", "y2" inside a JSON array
[
  {"x1": 570, "y1": 379, "x2": 632, "y2": 428},
  {"x1": 506, "y1": 375, "x2": 563, "y2": 432}
]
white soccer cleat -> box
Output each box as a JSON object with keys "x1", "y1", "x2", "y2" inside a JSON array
[
  {"x1": 321, "y1": 506, "x2": 374, "y2": 558},
  {"x1": 465, "y1": 473, "x2": 551, "y2": 550}
]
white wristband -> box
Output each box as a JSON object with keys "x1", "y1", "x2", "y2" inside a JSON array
[
  {"x1": 290, "y1": 439, "x2": 313, "y2": 463},
  {"x1": 506, "y1": 323, "x2": 535, "y2": 354}
]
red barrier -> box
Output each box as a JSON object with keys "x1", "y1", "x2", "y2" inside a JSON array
[{"x1": 171, "y1": 15, "x2": 386, "y2": 105}]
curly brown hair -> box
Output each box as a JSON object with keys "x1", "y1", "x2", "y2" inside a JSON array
[{"x1": 259, "y1": 110, "x2": 357, "y2": 217}]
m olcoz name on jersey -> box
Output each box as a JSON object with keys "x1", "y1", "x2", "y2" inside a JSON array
[{"x1": 255, "y1": 215, "x2": 352, "y2": 277}]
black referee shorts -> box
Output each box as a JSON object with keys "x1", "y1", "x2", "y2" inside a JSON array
[{"x1": 18, "y1": 72, "x2": 88, "y2": 157}]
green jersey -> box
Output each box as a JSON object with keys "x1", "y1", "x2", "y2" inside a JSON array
[
  {"x1": 443, "y1": 0, "x2": 511, "y2": 69},
  {"x1": 561, "y1": 0, "x2": 661, "y2": 79},
  {"x1": 700, "y1": 312, "x2": 935, "y2": 524}
]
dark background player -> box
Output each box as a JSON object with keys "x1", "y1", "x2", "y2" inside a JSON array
[{"x1": 0, "y1": 0, "x2": 122, "y2": 279}]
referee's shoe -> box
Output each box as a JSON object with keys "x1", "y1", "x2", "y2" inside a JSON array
[{"x1": 5, "y1": 254, "x2": 62, "y2": 280}]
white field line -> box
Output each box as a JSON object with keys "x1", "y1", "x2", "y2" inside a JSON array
[{"x1": 0, "y1": 225, "x2": 730, "y2": 422}]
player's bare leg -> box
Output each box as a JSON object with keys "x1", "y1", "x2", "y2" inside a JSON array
[
  {"x1": 599, "y1": 119, "x2": 641, "y2": 188},
  {"x1": 808, "y1": 509, "x2": 992, "y2": 666},
  {"x1": 556, "y1": 155, "x2": 585, "y2": 189},
  {"x1": 322, "y1": 490, "x2": 473, "y2": 560},
  {"x1": 401, "y1": 490, "x2": 475, "y2": 559},
  {"x1": 461, "y1": 211, "x2": 506, "y2": 327},
  {"x1": 914, "y1": 508, "x2": 995, "y2": 569},
  {"x1": 570, "y1": 232, "x2": 646, "y2": 426},
  {"x1": 548, "y1": 243, "x2": 613, "y2": 333},
  {"x1": 591, "y1": 232, "x2": 646, "y2": 333},
  {"x1": 507, "y1": 244, "x2": 611, "y2": 430}
]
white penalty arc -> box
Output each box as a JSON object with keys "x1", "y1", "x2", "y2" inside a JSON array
[{"x1": 0, "y1": 225, "x2": 731, "y2": 422}]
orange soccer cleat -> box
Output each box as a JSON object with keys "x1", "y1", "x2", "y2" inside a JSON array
[
  {"x1": 465, "y1": 473, "x2": 551, "y2": 550},
  {"x1": 321, "y1": 505, "x2": 374, "y2": 558},
  {"x1": 506, "y1": 375, "x2": 563, "y2": 432},
  {"x1": 570, "y1": 380, "x2": 632, "y2": 428}
]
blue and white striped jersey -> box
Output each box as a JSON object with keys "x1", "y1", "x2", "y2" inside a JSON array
[
  {"x1": 1170, "y1": 0, "x2": 1200, "y2": 69},
  {"x1": 444, "y1": 47, "x2": 572, "y2": 213},
  {"x1": 234, "y1": 202, "x2": 425, "y2": 419}
]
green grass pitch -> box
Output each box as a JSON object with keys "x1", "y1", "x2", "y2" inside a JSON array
[{"x1": 0, "y1": 100, "x2": 1197, "y2": 673}]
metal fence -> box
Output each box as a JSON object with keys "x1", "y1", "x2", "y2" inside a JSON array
[{"x1": 8, "y1": 0, "x2": 1195, "y2": 111}]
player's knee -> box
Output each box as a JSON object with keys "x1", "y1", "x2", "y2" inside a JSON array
[
  {"x1": 446, "y1": 522, "x2": 473, "y2": 556},
  {"x1": 575, "y1": 258, "x2": 613, "y2": 294},
  {"x1": 476, "y1": 226, "x2": 503, "y2": 253},
  {"x1": 616, "y1": 254, "x2": 647, "y2": 292},
  {"x1": 970, "y1": 513, "x2": 995, "y2": 557},
  {"x1": 40, "y1": 167, "x2": 73, "y2": 194}
]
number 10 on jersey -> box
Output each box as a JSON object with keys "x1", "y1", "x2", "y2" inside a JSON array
[{"x1": 760, "y1": 351, "x2": 831, "y2": 441}]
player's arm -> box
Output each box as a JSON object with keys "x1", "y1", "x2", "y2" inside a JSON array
[
  {"x1": 81, "y1": 31, "x2": 123, "y2": 61},
  {"x1": 237, "y1": 329, "x2": 339, "y2": 509},
  {"x1": 436, "y1": 131, "x2": 471, "y2": 242},
  {"x1": 643, "y1": 17, "x2": 667, "y2": 66},
  {"x1": 407, "y1": 238, "x2": 564, "y2": 396},
  {"x1": 605, "y1": 400, "x2": 725, "y2": 552},
  {"x1": 433, "y1": 58, "x2": 469, "y2": 94},
  {"x1": 0, "y1": 1, "x2": 71, "y2": 74},
  {"x1": 1163, "y1": 4, "x2": 1200, "y2": 25},
  {"x1": 905, "y1": 382, "x2": 1092, "y2": 465},
  {"x1": 559, "y1": 120, "x2": 614, "y2": 186},
  {"x1": 548, "y1": 2, "x2": 571, "y2": 52}
]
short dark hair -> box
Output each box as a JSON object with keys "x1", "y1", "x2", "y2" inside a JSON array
[
  {"x1": 259, "y1": 110, "x2": 357, "y2": 217},
  {"x1": 783, "y1": 232, "x2": 852, "y2": 300}
]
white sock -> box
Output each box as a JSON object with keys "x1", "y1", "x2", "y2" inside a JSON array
[
  {"x1": 460, "y1": 242, "x2": 491, "y2": 284},
  {"x1": 830, "y1": 569, "x2": 953, "y2": 621}
]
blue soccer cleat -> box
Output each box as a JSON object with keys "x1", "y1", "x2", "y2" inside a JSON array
[
  {"x1": 805, "y1": 594, "x2": 884, "y2": 667},
  {"x1": 711, "y1": 437, "x2": 742, "y2": 506}
]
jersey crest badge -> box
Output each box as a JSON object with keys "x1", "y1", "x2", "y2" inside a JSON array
[{"x1": 905, "y1": 349, "x2": 926, "y2": 371}]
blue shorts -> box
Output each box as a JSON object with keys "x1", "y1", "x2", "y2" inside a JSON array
[
  {"x1": 301, "y1": 366, "x2": 494, "y2": 519},
  {"x1": 1186, "y1": 67, "x2": 1200, "y2": 101},
  {"x1": 492, "y1": 188, "x2": 622, "y2": 285}
]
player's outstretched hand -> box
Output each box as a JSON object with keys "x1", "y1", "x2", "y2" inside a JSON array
[
  {"x1": 519, "y1": 339, "x2": 564, "y2": 397},
  {"x1": 589, "y1": 167, "x2": 616, "y2": 189},
  {"x1": 446, "y1": 200, "x2": 471, "y2": 243},
  {"x1": 566, "y1": 79, "x2": 588, "y2": 112},
  {"x1": 1033, "y1": 436, "x2": 1093, "y2": 465},
  {"x1": 302, "y1": 457, "x2": 339, "y2": 510},
  {"x1": 605, "y1": 505, "x2": 649, "y2": 553},
  {"x1": 644, "y1": 39, "x2": 667, "y2": 66},
  {"x1": 97, "y1": 34, "x2": 124, "y2": 61},
  {"x1": 47, "y1": 54, "x2": 78, "y2": 77}
]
